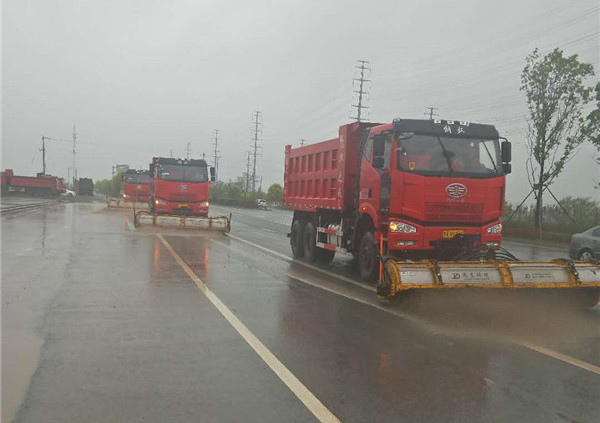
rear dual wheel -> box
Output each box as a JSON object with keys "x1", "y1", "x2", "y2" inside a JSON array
[
  {"x1": 290, "y1": 219, "x2": 304, "y2": 258},
  {"x1": 302, "y1": 221, "x2": 335, "y2": 264}
]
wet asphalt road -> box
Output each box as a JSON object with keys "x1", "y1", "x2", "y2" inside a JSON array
[{"x1": 2, "y1": 203, "x2": 599, "y2": 423}]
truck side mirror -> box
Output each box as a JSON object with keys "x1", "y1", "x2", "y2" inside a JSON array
[
  {"x1": 372, "y1": 156, "x2": 385, "y2": 169},
  {"x1": 209, "y1": 167, "x2": 216, "y2": 182},
  {"x1": 501, "y1": 141, "x2": 511, "y2": 163},
  {"x1": 502, "y1": 163, "x2": 512, "y2": 174},
  {"x1": 373, "y1": 137, "x2": 386, "y2": 156}
]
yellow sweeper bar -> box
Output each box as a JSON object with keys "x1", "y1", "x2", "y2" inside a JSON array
[{"x1": 381, "y1": 259, "x2": 600, "y2": 297}]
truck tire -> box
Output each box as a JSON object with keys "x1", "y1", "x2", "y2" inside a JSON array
[
  {"x1": 303, "y1": 221, "x2": 319, "y2": 262},
  {"x1": 358, "y1": 230, "x2": 378, "y2": 281},
  {"x1": 290, "y1": 219, "x2": 305, "y2": 258}
]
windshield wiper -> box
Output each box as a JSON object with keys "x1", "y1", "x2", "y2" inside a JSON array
[
  {"x1": 436, "y1": 137, "x2": 454, "y2": 175},
  {"x1": 481, "y1": 140, "x2": 498, "y2": 173}
]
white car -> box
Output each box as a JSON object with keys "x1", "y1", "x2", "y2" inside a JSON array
[
  {"x1": 256, "y1": 199, "x2": 269, "y2": 209},
  {"x1": 58, "y1": 189, "x2": 76, "y2": 202}
]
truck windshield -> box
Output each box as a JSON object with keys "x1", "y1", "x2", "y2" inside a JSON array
[
  {"x1": 124, "y1": 174, "x2": 152, "y2": 184},
  {"x1": 158, "y1": 164, "x2": 208, "y2": 182},
  {"x1": 396, "y1": 134, "x2": 501, "y2": 178}
]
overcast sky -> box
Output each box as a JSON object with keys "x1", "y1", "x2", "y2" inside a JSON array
[{"x1": 2, "y1": 0, "x2": 599, "y2": 203}]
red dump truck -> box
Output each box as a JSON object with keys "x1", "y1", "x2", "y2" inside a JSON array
[
  {"x1": 1, "y1": 169, "x2": 66, "y2": 196},
  {"x1": 284, "y1": 118, "x2": 600, "y2": 303},
  {"x1": 134, "y1": 157, "x2": 230, "y2": 231}
]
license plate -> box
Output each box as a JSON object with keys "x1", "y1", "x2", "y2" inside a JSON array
[
  {"x1": 442, "y1": 230, "x2": 464, "y2": 239},
  {"x1": 178, "y1": 204, "x2": 188, "y2": 208}
]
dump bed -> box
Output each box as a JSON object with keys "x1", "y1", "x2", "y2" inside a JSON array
[{"x1": 284, "y1": 122, "x2": 379, "y2": 212}]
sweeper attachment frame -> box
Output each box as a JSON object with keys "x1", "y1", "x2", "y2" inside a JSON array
[
  {"x1": 133, "y1": 210, "x2": 231, "y2": 232},
  {"x1": 106, "y1": 195, "x2": 149, "y2": 210},
  {"x1": 378, "y1": 251, "x2": 600, "y2": 307}
]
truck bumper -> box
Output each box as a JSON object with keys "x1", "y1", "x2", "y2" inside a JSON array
[{"x1": 386, "y1": 220, "x2": 502, "y2": 253}]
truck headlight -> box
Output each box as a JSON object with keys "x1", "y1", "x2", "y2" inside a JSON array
[
  {"x1": 389, "y1": 221, "x2": 417, "y2": 233},
  {"x1": 200, "y1": 201, "x2": 209, "y2": 207},
  {"x1": 487, "y1": 223, "x2": 502, "y2": 234},
  {"x1": 155, "y1": 198, "x2": 167, "y2": 205}
]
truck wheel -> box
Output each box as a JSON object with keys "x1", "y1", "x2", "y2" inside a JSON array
[
  {"x1": 303, "y1": 221, "x2": 319, "y2": 262},
  {"x1": 290, "y1": 219, "x2": 305, "y2": 258},
  {"x1": 358, "y1": 231, "x2": 378, "y2": 281},
  {"x1": 577, "y1": 248, "x2": 593, "y2": 260}
]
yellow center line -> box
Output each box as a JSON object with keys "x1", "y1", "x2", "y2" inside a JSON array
[{"x1": 156, "y1": 234, "x2": 341, "y2": 423}]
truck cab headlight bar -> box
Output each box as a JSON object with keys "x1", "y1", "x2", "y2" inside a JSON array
[
  {"x1": 389, "y1": 221, "x2": 417, "y2": 233},
  {"x1": 487, "y1": 223, "x2": 502, "y2": 234}
]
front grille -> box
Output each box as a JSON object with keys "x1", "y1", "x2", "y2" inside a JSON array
[
  {"x1": 168, "y1": 192, "x2": 197, "y2": 202},
  {"x1": 425, "y1": 202, "x2": 484, "y2": 222}
]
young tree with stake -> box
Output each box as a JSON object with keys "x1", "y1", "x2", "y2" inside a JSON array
[{"x1": 521, "y1": 48, "x2": 595, "y2": 229}]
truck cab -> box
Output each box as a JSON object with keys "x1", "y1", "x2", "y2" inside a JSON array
[
  {"x1": 150, "y1": 157, "x2": 215, "y2": 216},
  {"x1": 357, "y1": 119, "x2": 510, "y2": 261},
  {"x1": 123, "y1": 169, "x2": 152, "y2": 203}
]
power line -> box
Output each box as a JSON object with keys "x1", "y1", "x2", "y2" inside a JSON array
[
  {"x1": 212, "y1": 129, "x2": 220, "y2": 182},
  {"x1": 351, "y1": 60, "x2": 371, "y2": 122},
  {"x1": 251, "y1": 111, "x2": 262, "y2": 192}
]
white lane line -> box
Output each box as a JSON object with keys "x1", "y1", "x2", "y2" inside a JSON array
[
  {"x1": 157, "y1": 234, "x2": 341, "y2": 423},
  {"x1": 263, "y1": 228, "x2": 276, "y2": 233},
  {"x1": 515, "y1": 340, "x2": 600, "y2": 376},
  {"x1": 224, "y1": 234, "x2": 600, "y2": 376},
  {"x1": 227, "y1": 233, "x2": 376, "y2": 292}
]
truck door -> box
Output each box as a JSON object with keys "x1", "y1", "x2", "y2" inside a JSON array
[{"x1": 360, "y1": 132, "x2": 392, "y2": 213}]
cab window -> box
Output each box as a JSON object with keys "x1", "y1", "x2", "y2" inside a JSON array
[{"x1": 364, "y1": 137, "x2": 373, "y2": 162}]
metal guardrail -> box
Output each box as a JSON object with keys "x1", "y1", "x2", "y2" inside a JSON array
[{"x1": 0, "y1": 201, "x2": 58, "y2": 214}]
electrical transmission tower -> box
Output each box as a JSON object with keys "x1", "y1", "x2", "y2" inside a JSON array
[
  {"x1": 424, "y1": 107, "x2": 439, "y2": 120},
  {"x1": 40, "y1": 136, "x2": 48, "y2": 175},
  {"x1": 212, "y1": 129, "x2": 220, "y2": 182},
  {"x1": 185, "y1": 142, "x2": 191, "y2": 160},
  {"x1": 72, "y1": 124, "x2": 77, "y2": 183},
  {"x1": 245, "y1": 151, "x2": 251, "y2": 194},
  {"x1": 352, "y1": 60, "x2": 371, "y2": 122},
  {"x1": 251, "y1": 111, "x2": 262, "y2": 192}
]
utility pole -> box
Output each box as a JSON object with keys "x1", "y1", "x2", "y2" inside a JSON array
[
  {"x1": 170, "y1": 149, "x2": 173, "y2": 158},
  {"x1": 251, "y1": 111, "x2": 262, "y2": 192},
  {"x1": 424, "y1": 106, "x2": 439, "y2": 120},
  {"x1": 300, "y1": 139, "x2": 306, "y2": 147},
  {"x1": 185, "y1": 142, "x2": 191, "y2": 160},
  {"x1": 352, "y1": 60, "x2": 371, "y2": 122},
  {"x1": 212, "y1": 129, "x2": 220, "y2": 182},
  {"x1": 40, "y1": 136, "x2": 48, "y2": 175},
  {"x1": 72, "y1": 124, "x2": 77, "y2": 183}
]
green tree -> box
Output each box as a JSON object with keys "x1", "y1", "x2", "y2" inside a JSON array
[
  {"x1": 266, "y1": 183, "x2": 283, "y2": 203},
  {"x1": 521, "y1": 48, "x2": 595, "y2": 229},
  {"x1": 95, "y1": 172, "x2": 124, "y2": 196},
  {"x1": 582, "y1": 82, "x2": 600, "y2": 189}
]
